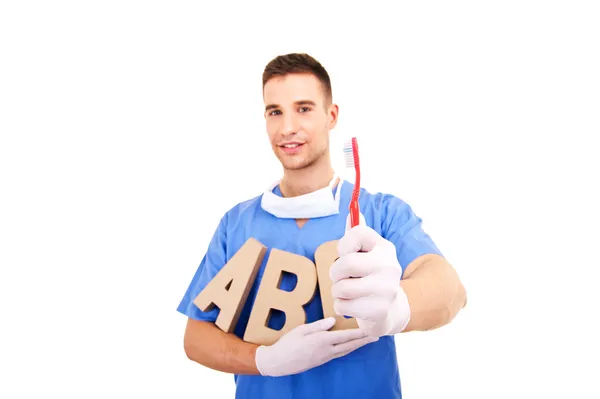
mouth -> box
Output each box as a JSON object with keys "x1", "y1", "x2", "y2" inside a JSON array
[{"x1": 279, "y1": 142, "x2": 305, "y2": 154}]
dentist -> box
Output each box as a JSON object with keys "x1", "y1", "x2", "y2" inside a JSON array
[{"x1": 177, "y1": 53, "x2": 467, "y2": 399}]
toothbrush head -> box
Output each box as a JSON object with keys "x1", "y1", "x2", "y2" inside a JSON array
[{"x1": 343, "y1": 137, "x2": 359, "y2": 169}]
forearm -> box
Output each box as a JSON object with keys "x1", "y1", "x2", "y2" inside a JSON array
[
  {"x1": 183, "y1": 319, "x2": 260, "y2": 375},
  {"x1": 400, "y1": 257, "x2": 467, "y2": 332}
]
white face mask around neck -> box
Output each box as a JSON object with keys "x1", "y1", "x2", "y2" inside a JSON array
[{"x1": 260, "y1": 174, "x2": 343, "y2": 219}]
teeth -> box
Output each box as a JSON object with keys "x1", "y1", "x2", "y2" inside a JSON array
[{"x1": 283, "y1": 144, "x2": 299, "y2": 148}]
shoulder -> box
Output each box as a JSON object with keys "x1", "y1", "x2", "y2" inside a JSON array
[
  {"x1": 349, "y1": 182, "x2": 419, "y2": 235},
  {"x1": 217, "y1": 193, "x2": 265, "y2": 230},
  {"x1": 352, "y1": 182, "x2": 413, "y2": 216},
  {"x1": 355, "y1": 183, "x2": 442, "y2": 265}
]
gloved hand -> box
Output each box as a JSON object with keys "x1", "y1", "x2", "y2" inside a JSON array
[
  {"x1": 254, "y1": 317, "x2": 378, "y2": 377},
  {"x1": 331, "y1": 219, "x2": 411, "y2": 337}
]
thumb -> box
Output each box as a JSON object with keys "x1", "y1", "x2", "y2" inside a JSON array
[
  {"x1": 338, "y1": 223, "x2": 385, "y2": 255},
  {"x1": 295, "y1": 317, "x2": 336, "y2": 335}
]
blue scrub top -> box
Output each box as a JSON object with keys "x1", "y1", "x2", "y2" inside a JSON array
[{"x1": 177, "y1": 180, "x2": 443, "y2": 399}]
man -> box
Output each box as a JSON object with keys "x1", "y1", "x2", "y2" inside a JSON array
[{"x1": 177, "y1": 53, "x2": 467, "y2": 398}]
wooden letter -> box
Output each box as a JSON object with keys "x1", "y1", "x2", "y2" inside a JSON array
[
  {"x1": 243, "y1": 249, "x2": 318, "y2": 345},
  {"x1": 193, "y1": 238, "x2": 267, "y2": 333},
  {"x1": 315, "y1": 240, "x2": 358, "y2": 330}
]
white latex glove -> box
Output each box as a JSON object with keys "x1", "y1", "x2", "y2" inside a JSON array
[
  {"x1": 254, "y1": 317, "x2": 378, "y2": 377},
  {"x1": 344, "y1": 211, "x2": 366, "y2": 231},
  {"x1": 331, "y1": 217, "x2": 411, "y2": 337}
]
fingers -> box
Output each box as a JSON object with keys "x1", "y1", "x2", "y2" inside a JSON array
[
  {"x1": 321, "y1": 327, "x2": 368, "y2": 345},
  {"x1": 332, "y1": 274, "x2": 379, "y2": 299},
  {"x1": 334, "y1": 297, "x2": 388, "y2": 320},
  {"x1": 334, "y1": 297, "x2": 371, "y2": 319},
  {"x1": 338, "y1": 224, "x2": 384, "y2": 256},
  {"x1": 329, "y1": 253, "x2": 376, "y2": 283},
  {"x1": 331, "y1": 335, "x2": 379, "y2": 358},
  {"x1": 295, "y1": 317, "x2": 336, "y2": 335}
]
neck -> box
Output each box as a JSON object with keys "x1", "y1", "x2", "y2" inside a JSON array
[{"x1": 280, "y1": 155, "x2": 336, "y2": 198}]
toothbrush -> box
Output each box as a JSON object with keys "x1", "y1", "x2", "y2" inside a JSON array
[{"x1": 343, "y1": 137, "x2": 361, "y2": 228}]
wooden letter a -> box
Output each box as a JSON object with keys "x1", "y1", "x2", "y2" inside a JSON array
[{"x1": 193, "y1": 238, "x2": 267, "y2": 333}]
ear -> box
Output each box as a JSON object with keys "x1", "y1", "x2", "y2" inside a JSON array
[{"x1": 327, "y1": 103, "x2": 339, "y2": 130}]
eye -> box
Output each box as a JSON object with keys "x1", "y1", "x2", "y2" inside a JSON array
[
  {"x1": 299, "y1": 107, "x2": 311, "y2": 113},
  {"x1": 268, "y1": 110, "x2": 282, "y2": 116}
]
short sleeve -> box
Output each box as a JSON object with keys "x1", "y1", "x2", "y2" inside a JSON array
[
  {"x1": 176, "y1": 213, "x2": 228, "y2": 322},
  {"x1": 381, "y1": 195, "x2": 443, "y2": 276}
]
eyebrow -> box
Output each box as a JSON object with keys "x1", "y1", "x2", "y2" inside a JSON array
[{"x1": 265, "y1": 100, "x2": 317, "y2": 112}]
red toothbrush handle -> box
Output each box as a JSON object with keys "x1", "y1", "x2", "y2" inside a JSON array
[{"x1": 350, "y1": 199, "x2": 360, "y2": 228}]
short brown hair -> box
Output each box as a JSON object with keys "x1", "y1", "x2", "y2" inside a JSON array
[{"x1": 262, "y1": 53, "x2": 332, "y2": 103}]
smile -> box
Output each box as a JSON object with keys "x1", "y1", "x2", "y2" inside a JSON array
[{"x1": 279, "y1": 143, "x2": 305, "y2": 153}]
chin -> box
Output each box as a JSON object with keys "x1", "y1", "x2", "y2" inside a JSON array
[
  {"x1": 273, "y1": 146, "x2": 322, "y2": 171},
  {"x1": 280, "y1": 158, "x2": 310, "y2": 170}
]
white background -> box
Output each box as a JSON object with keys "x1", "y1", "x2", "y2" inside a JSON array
[{"x1": 1, "y1": 1, "x2": 599, "y2": 398}]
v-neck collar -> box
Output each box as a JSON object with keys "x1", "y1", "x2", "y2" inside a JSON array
[{"x1": 271, "y1": 181, "x2": 346, "y2": 232}]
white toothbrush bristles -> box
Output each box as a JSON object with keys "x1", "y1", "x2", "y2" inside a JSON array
[{"x1": 343, "y1": 140, "x2": 355, "y2": 168}]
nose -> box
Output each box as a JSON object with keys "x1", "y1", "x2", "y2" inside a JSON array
[{"x1": 279, "y1": 112, "x2": 299, "y2": 137}]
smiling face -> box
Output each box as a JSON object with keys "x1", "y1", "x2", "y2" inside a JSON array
[{"x1": 263, "y1": 73, "x2": 338, "y2": 171}]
